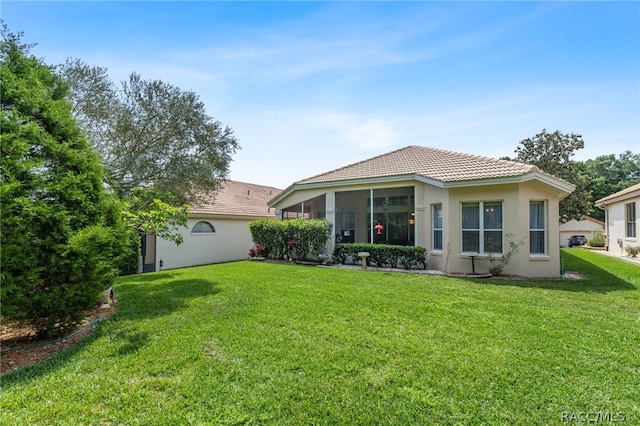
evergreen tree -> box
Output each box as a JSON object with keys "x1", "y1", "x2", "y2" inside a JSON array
[{"x1": 1, "y1": 27, "x2": 133, "y2": 336}]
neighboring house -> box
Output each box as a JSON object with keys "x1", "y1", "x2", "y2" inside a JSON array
[
  {"x1": 268, "y1": 145, "x2": 575, "y2": 277},
  {"x1": 595, "y1": 183, "x2": 640, "y2": 255},
  {"x1": 559, "y1": 216, "x2": 605, "y2": 247},
  {"x1": 143, "y1": 180, "x2": 281, "y2": 272}
]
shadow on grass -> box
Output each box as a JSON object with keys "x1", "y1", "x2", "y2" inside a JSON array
[
  {"x1": 469, "y1": 251, "x2": 637, "y2": 294},
  {"x1": 2, "y1": 277, "x2": 221, "y2": 385},
  {"x1": 114, "y1": 277, "x2": 221, "y2": 321}
]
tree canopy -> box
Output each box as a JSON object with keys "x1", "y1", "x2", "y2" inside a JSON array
[
  {"x1": 1, "y1": 28, "x2": 133, "y2": 336},
  {"x1": 515, "y1": 129, "x2": 592, "y2": 222},
  {"x1": 579, "y1": 151, "x2": 640, "y2": 221},
  {"x1": 59, "y1": 59, "x2": 240, "y2": 205}
]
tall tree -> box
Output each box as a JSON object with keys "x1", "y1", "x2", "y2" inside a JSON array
[
  {"x1": 579, "y1": 151, "x2": 640, "y2": 221},
  {"x1": 59, "y1": 60, "x2": 240, "y2": 205},
  {"x1": 1, "y1": 27, "x2": 133, "y2": 336},
  {"x1": 515, "y1": 129, "x2": 592, "y2": 222}
]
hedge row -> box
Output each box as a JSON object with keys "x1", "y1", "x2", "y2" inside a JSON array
[
  {"x1": 332, "y1": 243, "x2": 427, "y2": 270},
  {"x1": 249, "y1": 218, "x2": 333, "y2": 260}
]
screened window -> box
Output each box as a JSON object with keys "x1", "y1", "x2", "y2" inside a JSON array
[
  {"x1": 529, "y1": 201, "x2": 546, "y2": 254},
  {"x1": 191, "y1": 221, "x2": 215, "y2": 233},
  {"x1": 432, "y1": 204, "x2": 443, "y2": 251},
  {"x1": 626, "y1": 202, "x2": 637, "y2": 238},
  {"x1": 461, "y1": 201, "x2": 503, "y2": 254}
]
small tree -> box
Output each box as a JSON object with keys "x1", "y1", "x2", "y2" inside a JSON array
[{"x1": 0, "y1": 27, "x2": 132, "y2": 336}]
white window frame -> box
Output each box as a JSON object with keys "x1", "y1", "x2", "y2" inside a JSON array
[
  {"x1": 529, "y1": 200, "x2": 547, "y2": 255},
  {"x1": 432, "y1": 203, "x2": 443, "y2": 251},
  {"x1": 461, "y1": 201, "x2": 503, "y2": 255}
]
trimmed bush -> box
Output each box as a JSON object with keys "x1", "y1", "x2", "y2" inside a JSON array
[
  {"x1": 332, "y1": 243, "x2": 427, "y2": 270},
  {"x1": 587, "y1": 231, "x2": 606, "y2": 248},
  {"x1": 249, "y1": 218, "x2": 333, "y2": 261}
]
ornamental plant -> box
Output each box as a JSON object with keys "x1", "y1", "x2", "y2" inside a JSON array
[
  {"x1": 249, "y1": 218, "x2": 332, "y2": 261},
  {"x1": 625, "y1": 246, "x2": 640, "y2": 258},
  {"x1": 249, "y1": 243, "x2": 264, "y2": 258}
]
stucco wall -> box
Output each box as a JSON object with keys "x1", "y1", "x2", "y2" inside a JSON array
[
  {"x1": 443, "y1": 181, "x2": 562, "y2": 278},
  {"x1": 155, "y1": 216, "x2": 257, "y2": 270},
  {"x1": 603, "y1": 196, "x2": 639, "y2": 256}
]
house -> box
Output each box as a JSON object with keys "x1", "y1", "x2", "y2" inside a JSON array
[
  {"x1": 268, "y1": 145, "x2": 575, "y2": 277},
  {"x1": 595, "y1": 183, "x2": 640, "y2": 255},
  {"x1": 559, "y1": 216, "x2": 605, "y2": 247},
  {"x1": 142, "y1": 180, "x2": 281, "y2": 272}
]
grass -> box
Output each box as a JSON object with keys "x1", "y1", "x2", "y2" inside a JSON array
[{"x1": 1, "y1": 249, "x2": 639, "y2": 425}]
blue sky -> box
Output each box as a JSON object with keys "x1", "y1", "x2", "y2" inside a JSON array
[{"x1": 3, "y1": 1, "x2": 639, "y2": 189}]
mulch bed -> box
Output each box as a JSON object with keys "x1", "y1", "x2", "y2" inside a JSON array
[{"x1": 1, "y1": 305, "x2": 115, "y2": 375}]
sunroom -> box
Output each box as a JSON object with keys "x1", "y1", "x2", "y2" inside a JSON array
[{"x1": 279, "y1": 187, "x2": 416, "y2": 246}]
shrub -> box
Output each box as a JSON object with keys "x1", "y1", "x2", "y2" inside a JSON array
[
  {"x1": 625, "y1": 246, "x2": 640, "y2": 258},
  {"x1": 249, "y1": 218, "x2": 333, "y2": 260},
  {"x1": 587, "y1": 231, "x2": 606, "y2": 248},
  {"x1": 332, "y1": 243, "x2": 427, "y2": 270},
  {"x1": 248, "y1": 243, "x2": 264, "y2": 258},
  {"x1": 117, "y1": 229, "x2": 141, "y2": 276}
]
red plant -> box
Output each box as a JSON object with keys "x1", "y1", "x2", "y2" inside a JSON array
[{"x1": 249, "y1": 243, "x2": 264, "y2": 257}]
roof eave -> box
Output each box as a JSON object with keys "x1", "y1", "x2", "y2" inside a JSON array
[
  {"x1": 269, "y1": 171, "x2": 575, "y2": 207},
  {"x1": 595, "y1": 189, "x2": 640, "y2": 207},
  {"x1": 268, "y1": 174, "x2": 440, "y2": 207}
]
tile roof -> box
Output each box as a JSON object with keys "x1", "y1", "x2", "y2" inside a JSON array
[
  {"x1": 296, "y1": 145, "x2": 538, "y2": 185},
  {"x1": 595, "y1": 182, "x2": 640, "y2": 205},
  {"x1": 191, "y1": 180, "x2": 282, "y2": 218}
]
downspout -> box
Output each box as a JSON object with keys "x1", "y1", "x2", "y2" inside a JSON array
[{"x1": 604, "y1": 205, "x2": 609, "y2": 251}]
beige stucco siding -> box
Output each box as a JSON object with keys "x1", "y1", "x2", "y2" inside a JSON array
[
  {"x1": 442, "y1": 181, "x2": 562, "y2": 278},
  {"x1": 417, "y1": 182, "x2": 448, "y2": 271}
]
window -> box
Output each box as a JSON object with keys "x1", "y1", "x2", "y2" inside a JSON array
[
  {"x1": 461, "y1": 201, "x2": 503, "y2": 254},
  {"x1": 432, "y1": 204, "x2": 443, "y2": 250},
  {"x1": 191, "y1": 221, "x2": 215, "y2": 233},
  {"x1": 529, "y1": 201, "x2": 546, "y2": 254},
  {"x1": 626, "y1": 202, "x2": 637, "y2": 238}
]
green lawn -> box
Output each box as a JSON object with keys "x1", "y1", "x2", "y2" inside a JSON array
[{"x1": 2, "y1": 249, "x2": 639, "y2": 425}]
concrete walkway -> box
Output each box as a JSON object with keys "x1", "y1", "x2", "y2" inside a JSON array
[{"x1": 578, "y1": 247, "x2": 640, "y2": 266}]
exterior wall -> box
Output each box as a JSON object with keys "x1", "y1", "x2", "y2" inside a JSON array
[
  {"x1": 603, "y1": 195, "x2": 640, "y2": 256},
  {"x1": 517, "y1": 180, "x2": 562, "y2": 278},
  {"x1": 443, "y1": 181, "x2": 562, "y2": 278},
  {"x1": 155, "y1": 216, "x2": 259, "y2": 270},
  {"x1": 559, "y1": 219, "x2": 604, "y2": 247},
  {"x1": 418, "y1": 182, "x2": 449, "y2": 272}
]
